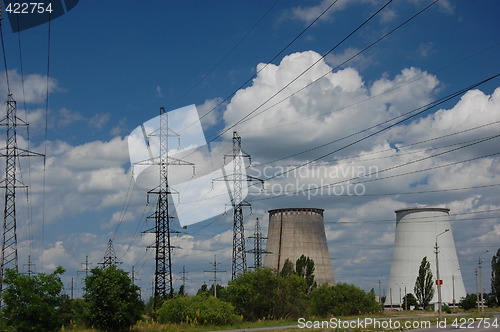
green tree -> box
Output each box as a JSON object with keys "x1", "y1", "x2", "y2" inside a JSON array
[
  {"x1": 459, "y1": 294, "x2": 477, "y2": 310},
  {"x1": 295, "y1": 255, "x2": 316, "y2": 292},
  {"x1": 83, "y1": 266, "x2": 144, "y2": 331},
  {"x1": 309, "y1": 283, "x2": 380, "y2": 316},
  {"x1": 402, "y1": 293, "x2": 418, "y2": 310},
  {"x1": 196, "y1": 283, "x2": 209, "y2": 296},
  {"x1": 280, "y1": 259, "x2": 294, "y2": 277},
  {"x1": 414, "y1": 256, "x2": 434, "y2": 309},
  {"x1": 179, "y1": 284, "x2": 186, "y2": 296},
  {"x1": 0, "y1": 266, "x2": 65, "y2": 332},
  {"x1": 274, "y1": 274, "x2": 308, "y2": 318},
  {"x1": 491, "y1": 248, "x2": 500, "y2": 306},
  {"x1": 225, "y1": 267, "x2": 308, "y2": 320}
]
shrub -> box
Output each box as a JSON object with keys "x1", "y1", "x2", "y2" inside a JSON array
[
  {"x1": 157, "y1": 295, "x2": 241, "y2": 325},
  {"x1": 459, "y1": 294, "x2": 478, "y2": 311},
  {"x1": 224, "y1": 267, "x2": 308, "y2": 320},
  {"x1": 309, "y1": 283, "x2": 381, "y2": 316},
  {"x1": 442, "y1": 304, "x2": 452, "y2": 314}
]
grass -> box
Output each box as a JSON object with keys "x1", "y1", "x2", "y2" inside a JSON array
[{"x1": 61, "y1": 309, "x2": 497, "y2": 332}]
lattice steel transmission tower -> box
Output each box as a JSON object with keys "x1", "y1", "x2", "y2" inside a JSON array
[
  {"x1": 221, "y1": 132, "x2": 263, "y2": 280},
  {"x1": 98, "y1": 239, "x2": 122, "y2": 268},
  {"x1": 138, "y1": 107, "x2": 194, "y2": 310},
  {"x1": 0, "y1": 95, "x2": 44, "y2": 302},
  {"x1": 246, "y1": 218, "x2": 269, "y2": 269}
]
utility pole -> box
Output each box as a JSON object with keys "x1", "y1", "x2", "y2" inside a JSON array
[
  {"x1": 246, "y1": 218, "x2": 269, "y2": 269},
  {"x1": 70, "y1": 277, "x2": 74, "y2": 299},
  {"x1": 0, "y1": 95, "x2": 44, "y2": 304},
  {"x1": 478, "y1": 250, "x2": 489, "y2": 315},
  {"x1": 378, "y1": 276, "x2": 383, "y2": 304},
  {"x1": 215, "y1": 132, "x2": 263, "y2": 280},
  {"x1": 137, "y1": 107, "x2": 194, "y2": 310},
  {"x1": 452, "y1": 274, "x2": 455, "y2": 312},
  {"x1": 389, "y1": 288, "x2": 393, "y2": 309},
  {"x1": 131, "y1": 266, "x2": 135, "y2": 285},
  {"x1": 204, "y1": 255, "x2": 226, "y2": 298},
  {"x1": 98, "y1": 239, "x2": 122, "y2": 268},
  {"x1": 475, "y1": 268, "x2": 479, "y2": 313},
  {"x1": 435, "y1": 229, "x2": 449, "y2": 318}
]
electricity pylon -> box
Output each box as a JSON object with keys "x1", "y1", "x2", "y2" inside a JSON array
[
  {"x1": 98, "y1": 239, "x2": 122, "y2": 268},
  {"x1": 215, "y1": 132, "x2": 263, "y2": 280},
  {"x1": 136, "y1": 107, "x2": 194, "y2": 310},
  {"x1": 246, "y1": 218, "x2": 269, "y2": 269},
  {"x1": 0, "y1": 95, "x2": 44, "y2": 304}
]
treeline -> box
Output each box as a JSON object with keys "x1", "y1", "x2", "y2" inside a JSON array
[
  {"x1": 158, "y1": 255, "x2": 380, "y2": 325},
  {"x1": 0, "y1": 255, "x2": 380, "y2": 331},
  {"x1": 0, "y1": 265, "x2": 143, "y2": 332}
]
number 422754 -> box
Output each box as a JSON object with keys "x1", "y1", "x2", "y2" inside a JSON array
[{"x1": 6, "y1": 2, "x2": 53, "y2": 14}]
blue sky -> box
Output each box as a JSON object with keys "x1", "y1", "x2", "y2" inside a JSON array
[{"x1": 1, "y1": 0, "x2": 500, "y2": 300}]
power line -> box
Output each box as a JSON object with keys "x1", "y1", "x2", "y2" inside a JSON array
[
  {"x1": 41, "y1": 9, "x2": 52, "y2": 271},
  {"x1": 193, "y1": 0, "x2": 341, "y2": 127},
  {"x1": 234, "y1": 0, "x2": 440, "y2": 132},
  {"x1": 335, "y1": 121, "x2": 500, "y2": 164},
  {"x1": 173, "y1": 0, "x2": 281, "y2": 106},
  {"x1": 178, "y1": 74, "x2": 500, "y2": 208},
  {"x1": 253, "y1": 149, "x2": 500, "y2": 203},
  {"x1": 15, "y1": 13, "x2": 35, "y2": 261},
  {"x1": 326, "y1": 208, "x2": 500, "y2": 225},
  {"x1": 203, "y1": 0, "x2": 397, "y2": 145},
  {"x1": 262, "y1": 73, "x2": 500, "y2": 182},
  {"x1": 238, "y1": 42, "x2": 500, "y2": 136},
  {"x1": 320, "y1": 183, "x2": 500, "y2": 198},
  {"x1": 0, "y1": 5, "x2": 11, "y2": 95},
  {"x1": 112, "y1": 175, "x2": 137, "y2": 243},
  {"x1": 168, "y1": 0, "x2": 433, "y2": 210}
]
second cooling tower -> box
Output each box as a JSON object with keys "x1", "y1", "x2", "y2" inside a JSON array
[
  {"x1": 264, "y1": 208, "x2": 335, "y2": 285},
  {"x1": 385, "y1": 207, "x2": 466, "y2": 308}
]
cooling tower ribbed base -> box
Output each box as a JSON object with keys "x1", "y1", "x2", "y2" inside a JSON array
[{"x1": 264, "y1": 208, "x2": 335, "y2": 285}]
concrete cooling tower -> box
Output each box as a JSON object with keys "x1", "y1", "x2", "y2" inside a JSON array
[
  {"x1": 385, "y1": 207, "x2": 466, "y2": 308},
  {"x1": 264, "y1": 208, "x2": 335, "y2": 285}
]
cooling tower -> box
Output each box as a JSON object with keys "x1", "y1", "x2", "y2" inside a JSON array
[
  {"x1": 385, "y1": 207, "x2": 466, "y2": 308},
  {"x1": 264, "y1": 208, "x2": 335, "y2": 285}
]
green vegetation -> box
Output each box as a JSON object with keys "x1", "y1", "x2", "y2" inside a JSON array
[
  {"x1": 309, "y1": 283, "x2": 380, "y2": 316},
  {"x1": 223, "y1": 266, "x2": 308, "y2": 320},
  {"x1": 12, "y1": 254, "x2": 488, "y2": 331},
  {"x1": 492, "y1": 248, "x2": 500, "y2": 306},
  {"x1": 402, "y1": 293, "x2": 418, "y2": 309},
  {"x1": 83, "y1": 265, "x2": 144, "y2": 331},
  {"x1": 414, "y1": 256, "x2": 434, "y2": 309},
  {"x1": 460, "y1": 293, "x2": 478, "y2": 310},
  {"x1": 157, "y1": 295, "x2": 241, "y2": 325},
  {"x1": 295, "y1": 255, "x2": 316, "y2": 292},
  {"x1": 1, "y1": 266, "x2": 66, "y2": 332}
]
